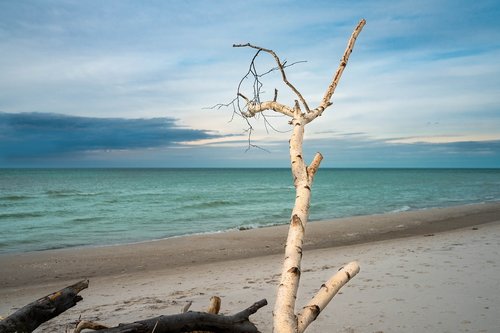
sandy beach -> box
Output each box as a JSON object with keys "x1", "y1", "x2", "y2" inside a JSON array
[{"x1": 1, "y1": 202, "x2": 500, "y2": 332}]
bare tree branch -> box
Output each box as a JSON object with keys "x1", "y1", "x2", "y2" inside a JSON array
[
  {"x1": 307, "y1": 152, "x2": 323, "y2": 183},
  {"x1": 234, "y1": 43, "x2": 311, "y2": 113},
  {"x1": 258, "y1": 60, "x2": 307, "y2": 78},
  {"x1": 243, "y1": 126, "x2": 271, "y2": 153},
  {"x1": 296, "y1": 262, "x2": 360, "y2": 333},
  {"x1": 242, "y1": 100, "x2": 295, "y2": 118},
  {"x1": 305, "y1": 19, "x2": 366, "y2": 123},
  {"x1": 236, "y1": 49, "x2": 263, "y2": 112}
]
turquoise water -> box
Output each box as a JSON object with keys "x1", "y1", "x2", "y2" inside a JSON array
[{"x1": 1, "y1": 168, "x2": 499, "y2": 253}]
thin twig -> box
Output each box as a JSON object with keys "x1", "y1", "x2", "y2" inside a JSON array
[{"x1": 258, "y1": 60, "x2": 307, "y2": 77}]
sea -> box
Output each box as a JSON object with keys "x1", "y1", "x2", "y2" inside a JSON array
[{"x1": 1, "y1": 168, "x2": 499, "y2": 254}]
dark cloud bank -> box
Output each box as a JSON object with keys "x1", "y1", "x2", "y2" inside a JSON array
[
  {"x1": 1, "y1": 112, "x2": 499, "y2": 168},
  {"x1": 0, "y1": 112, "x2": 219, "y2": 160}
]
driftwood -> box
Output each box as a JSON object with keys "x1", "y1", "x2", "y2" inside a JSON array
[
  {"x1": 0, "y1": 280, "x2": 88, "y2": 333},
  {"x1": 88, "y1": 299, "x2": 267, "y2": 333}
]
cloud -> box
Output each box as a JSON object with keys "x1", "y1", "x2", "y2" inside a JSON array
[
  {"x1": 304, "y1": 134, "x2": 500, "y2": 168},
  {"x1": 1, "y1": 112, "x2": 498, "y2": 168},
  {"x1": 0, "y1": 112, "x2": 221, "y2": 160}
]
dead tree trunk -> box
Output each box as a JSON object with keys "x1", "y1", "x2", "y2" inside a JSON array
[
  {"x1": 233, "y1": 19, "x2": 366, "y2": 333},
  {"x1": 0, "y1": 280, "x2": 88, "y2": 333}
]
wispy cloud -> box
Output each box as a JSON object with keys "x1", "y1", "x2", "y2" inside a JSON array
[{"x1": 303, "y1": 135, "x2": 500, "y2": 168}]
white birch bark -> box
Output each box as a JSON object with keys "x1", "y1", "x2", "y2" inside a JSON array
[
  {"x1": 273, "y1": 112, "x2": 311, "y2": 332},
  {"x1": 296, "y1": 261, "x2": 360, "y2": 333}
]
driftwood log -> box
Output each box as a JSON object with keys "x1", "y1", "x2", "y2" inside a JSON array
[
  {"x1": 0, "y1": 280, "x2": 89, "y2": 333},
  {"x1": 81, "y1": 299, "x2": 267, "y2": 333}
]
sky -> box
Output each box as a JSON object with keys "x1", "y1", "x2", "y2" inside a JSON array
[{"x1": 1, "y1": 0, "x2": 499, "y2": 168}]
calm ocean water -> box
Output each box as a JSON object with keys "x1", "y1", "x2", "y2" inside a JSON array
[{"x1": 1, "y1": 168, "x2": 499, "y2": 253}]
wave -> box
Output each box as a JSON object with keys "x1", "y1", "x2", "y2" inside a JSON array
[
  {"x1": 181, "y1": 200, "x2": 238, "y2": 210},
  {"x1": 71, "y1": 216, "x2": 102, "y2": 223},
  {"x1": 389, "y1": 205, "x2": 412, "y2": 213},
  {"x1": 0, "y1": 212, "x2": 44, "y2": 219},
  {"x1": 246, "y1": 185, "x2": 293, "y2": 192},
  {"x1": 0, "y1": 195, "x2": 31, "y2": 201},
  {"x1": 45, "y1": 190, "x2": 101, "y2": 198},
  {"x1": 234, "y1": 221, "x2": 285, "y2": 231}
]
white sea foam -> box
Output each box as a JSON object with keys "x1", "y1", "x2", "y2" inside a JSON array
[{"x1": 390, "y1": 205, "x2": 412, "y2": 213}]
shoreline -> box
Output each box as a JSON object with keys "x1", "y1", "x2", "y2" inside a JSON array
[
  {"x1": 3, "y1": 200, "x2": 497, "y2": 255},
  {"x1": 1, "y1": 202, "x2": 500, "y2": 332},
  {"x1": 1, "y1": 202, "x2": 499, "y2": 290}
]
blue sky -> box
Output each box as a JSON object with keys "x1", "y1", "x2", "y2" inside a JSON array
[{"x1": 1, "y1": 0, "x2": 499, "y2": 168}]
